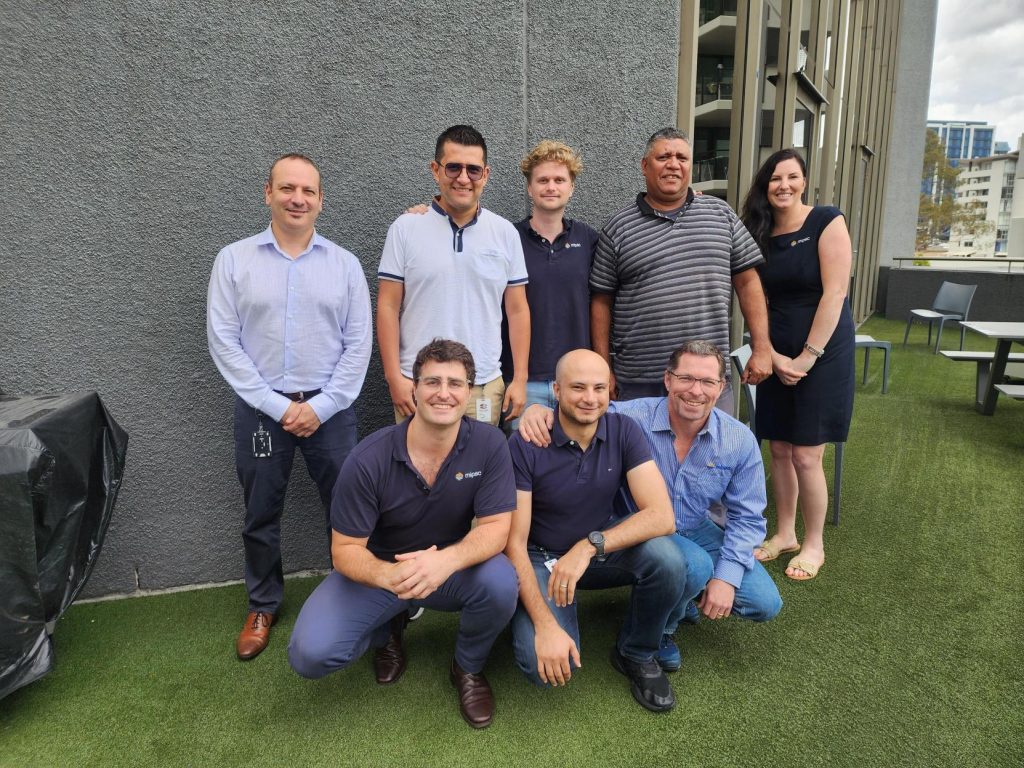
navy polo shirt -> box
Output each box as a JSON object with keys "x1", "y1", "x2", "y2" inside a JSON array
[
  {"x1": 500, "y1": 217, "x2": 599, "y2": 382},
  {"x1": 508, "y1": 412, "x2": 652, "y2": 555},
  {"x1": 332, "y1": 417, "x2": 516, "y2": 561}
]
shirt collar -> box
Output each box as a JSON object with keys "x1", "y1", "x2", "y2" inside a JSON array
[
  {"x1": 431, "y1": 199, "x2": 480, "y2": 230},
  {"x1": 552, "y1": 411, "x2": 608, "y2": 448},
  {"x1": 257, "y1": 225, "x2": 324, "y2": 259},
  {"x1": 653, "y1": 397, "x2": 720, "y2": 440},
  {"x1": 635, "y1": 189, "x2": 695, "y2": 220},
  {"x1": 523, "y1": 217, "x2": 571, "y2": 242},
  {"x1": 391, "y1": 414, "x2": 471, "y2": 462}
]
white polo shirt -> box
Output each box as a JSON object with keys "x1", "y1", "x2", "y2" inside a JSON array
[{"x1": 378, "y1": 201, "x2": 528, "y2": 383}]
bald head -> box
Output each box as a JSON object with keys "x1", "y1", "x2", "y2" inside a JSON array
[
  {"x1": 555, "y1": 349, "x2": 610, "y2": 384},
  {"x1": 554, "y1": 350, "x2": 611, "y2": 429}
]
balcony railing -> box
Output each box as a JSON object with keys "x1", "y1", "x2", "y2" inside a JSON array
[
  {"x1": 699, "y1": 0, "x2": 738, "y2": 25},
  {"x1": 696, "y1": 75, "x2": 733, "y2": 106},
  {"x1": 694, "y1": 153, "x2": 729, "y2": 183}
]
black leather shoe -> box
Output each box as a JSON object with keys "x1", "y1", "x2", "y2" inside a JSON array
[
  {"x1": 373, "y1": 611, "x2": 409, "y2": 685},
  {"x1": 449, "y1": 659, "x2": 495, "y2": 729},
  {"x1": 610, "y1": 646, "x2": 676, "y2": 712}
]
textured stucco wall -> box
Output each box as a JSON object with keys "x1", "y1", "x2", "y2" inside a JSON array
[{"x1": 0, "y1": 1, "x2": 679, "y2": 598}]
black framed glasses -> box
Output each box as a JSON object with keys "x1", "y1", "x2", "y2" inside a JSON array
[{"x1": 441, "y1": 162, "x2": 485, "y2": 181}]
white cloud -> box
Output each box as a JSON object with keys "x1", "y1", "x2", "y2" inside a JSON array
[{"x1": 929, "y1": 0, "x2": 1024, "y2": 147}]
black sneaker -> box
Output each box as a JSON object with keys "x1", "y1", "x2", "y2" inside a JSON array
[{"x1": 610, "y1": 647, "x2": 676, "y2": 713}]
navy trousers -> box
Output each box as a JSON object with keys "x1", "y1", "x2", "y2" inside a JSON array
[
  {"x1": 288, "y1": 555, "x2": 519, "y2": 677},
  {"x1": 233, "y1": 395, "x2": 357, "y2": 613}
]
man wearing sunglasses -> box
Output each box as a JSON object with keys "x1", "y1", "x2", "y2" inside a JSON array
[
  {"x1": 377, "y1": 125, "x2": 530, "y2": 428},
  {"x1": 516, "y1": 341, "x2": 782, "y2": 671}
]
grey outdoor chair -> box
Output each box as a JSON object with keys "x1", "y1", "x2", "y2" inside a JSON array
[
  {"x1": 902, "y1": 281, "x2": 977, "y2": 353},
  {"x1": 730, "y1": 345, "x2": 844, "y2": 525}
]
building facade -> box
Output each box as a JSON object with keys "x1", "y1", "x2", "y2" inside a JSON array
[{"x1": 949, "y1": 146, "x2": 1019, "y2": 256}]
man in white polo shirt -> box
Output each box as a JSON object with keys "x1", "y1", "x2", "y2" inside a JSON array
[{"x1": 377, "y1": 124, "x2": 530, "y2": 426}]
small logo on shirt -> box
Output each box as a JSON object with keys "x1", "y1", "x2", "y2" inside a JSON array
[
  {"x1": 455, "y1": 470, "x2": 483, "y2": 481},
  {"x1": 566, "y1": 242, "x2": 582, "y2": 248},
  {"x1": 790, "y1": 236, "x2": 811, "y2": 246}
]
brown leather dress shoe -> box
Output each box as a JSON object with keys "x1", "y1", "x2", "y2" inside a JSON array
[
  {"x1": 373, "y1": 611, "x2": 409, "y2": 685},
  {"x1": 449, "y1": 659, "x2": 495, "y2": 729},
  {"x1": 236, "y1": 611, "x2": 275, "y2": 660}
]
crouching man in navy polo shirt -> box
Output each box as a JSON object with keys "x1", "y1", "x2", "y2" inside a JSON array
[
  {"x1": 288, "y1": 339, "x2": 518, "y2": 729},
  {"x1": 505, "y1": 350, "x2": 686, "y2": 713}
]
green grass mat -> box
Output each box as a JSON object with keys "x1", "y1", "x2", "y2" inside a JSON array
[{"x1": 2, "y1": 316, "x2": 1022, "y2": 767}]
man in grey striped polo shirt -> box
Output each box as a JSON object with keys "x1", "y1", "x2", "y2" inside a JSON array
[{"x1": 590, "y1": 127, "x2": 772, "y2": 413}]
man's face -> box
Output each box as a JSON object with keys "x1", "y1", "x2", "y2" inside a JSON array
[
  {"x1": 553, "y1": 351, "x2": 611, "y2": 428},
  {"x1": 414, "y1": 360, "x2": 470, "y2": 427},
  {"x1": 265, "y1": 158, "x2": 323, "y2": 235},
  {"x1": 663, "y1": 353, "x2": 724, "y2": 427},
  {"x1": 641, "y1": 138, "x2": 691, "y2": 208},
  {"x1": 527, "y1": 161, "x2": 574, "y2": 215},
  {"x1": 431, "y1": 141, "x2": 489, "y2": 218}
]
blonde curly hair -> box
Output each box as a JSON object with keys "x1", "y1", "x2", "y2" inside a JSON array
[{"x1": 519, "y1": 140, "x2": 583, "y2": 181}]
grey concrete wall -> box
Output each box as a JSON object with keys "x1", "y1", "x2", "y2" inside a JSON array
[
  {"x1": 0, "y1": 1, "x2": 679, "y2": 598},
  {"x1": 877, "y1": 0, "x2": 937, "y2": 267},
  {"x1": 881, "y1": 268, "x2": 1024, "y2": 323}
]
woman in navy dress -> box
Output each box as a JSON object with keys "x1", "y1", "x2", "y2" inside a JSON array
[{"x1": 740, "y1": 149, "x2": 854, "y2": 581}]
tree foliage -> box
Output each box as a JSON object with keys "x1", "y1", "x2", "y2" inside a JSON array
[{"x1": 916, "y1": 129, "x2": 993, "y2": 250}]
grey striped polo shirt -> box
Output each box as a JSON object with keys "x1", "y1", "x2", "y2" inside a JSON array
[{"x1": 590, "y1": 191, "x2": 764, "y2": 382}]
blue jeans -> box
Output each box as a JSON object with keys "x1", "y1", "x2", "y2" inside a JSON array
[
  {"x1": 510, "y1": 536, "x2": 687, "y2": 686},
  {"x1": 503, "y1": 380, "x2": 557, "y2": 433},
  {"x1": 666, "y1": 518, "x2": 782, "y2": 631},
  {"x1": 288, "y1": 555, "x2": 519, "y2": 678}
]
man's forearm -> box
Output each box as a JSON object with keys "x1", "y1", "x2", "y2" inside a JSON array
[
  {"x1": 590, "y1": 293, "x2": 614, "y2": 362},
  {"x1": 600, "y1": 505, "x2": 675, "y2": 554},
  {"x1": 443, "y1": 514, "x2": 511, "y2": 572},
  {"x1": 733, "y1": 270, "x2": 770, "y2": 348},
  {"x1": 506, "y1": 544, "x2": 558, "y2": 630},
  {"x1": 332, "y1": 543, "x2": 392, "y2": 590}
]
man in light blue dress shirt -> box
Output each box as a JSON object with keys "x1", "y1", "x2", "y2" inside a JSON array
[
  {"x1": 518, "y1": 340, "x2": 781, "y2": 669},
  {"x1": 207, "y1": 153, "x2": 372, "y2": 660}
]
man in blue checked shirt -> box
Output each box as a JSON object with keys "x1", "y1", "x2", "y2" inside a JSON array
[
  {"x1": 207, "y1": 153, "x2": 372, "y2": 661},
  {"x1": 518, "y1": 340, "x2": 781, "y2": 669}
]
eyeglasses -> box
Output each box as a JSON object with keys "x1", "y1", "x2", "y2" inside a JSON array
[
  {"x1": 440, "y1": 162, "x2": 485, "y2": 181},
  {"x1": 416, "y1": 376, "x2": 469, "y2": 392},
  {"x1": 666, "y1": 371, "x2": 722, "y2": 392}
]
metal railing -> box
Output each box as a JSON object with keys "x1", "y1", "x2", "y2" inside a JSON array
[
  {"x1": 695, "y1": 75, "x2": 733, "y2": 106},
  {"x1": 694, "y1": 154, "x2": 729, "y2": 183},
  {"x1": 893, "y1": 256, "x2": 1024, "y2": 274}
]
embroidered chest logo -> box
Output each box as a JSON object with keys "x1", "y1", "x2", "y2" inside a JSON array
[
  {"x1": 455, "y1": 470, "x2": 483, "y2": 481},
  {"x1": 790, "y1": 236, "x2": 811, "y2": 247}
]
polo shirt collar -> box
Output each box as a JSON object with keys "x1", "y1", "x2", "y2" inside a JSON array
[
  {"x1": 552, "y1": 411, "x2": 608, "y2": 448},
  {"x1": 523, "y1": 217, "x2": 571, "y2": 243},
  {"x1": 431, "y1": 199, "x2": 480, "y2": 230},
  {"x1": 635, "y1": 189, "x2": 695, "y2": 220},
  {"x1": 257, "y1": 225, "x2": 325, "y2": 259},
  {"x1": 390, "y1": 415, "x2": 471, "y2": 463}
]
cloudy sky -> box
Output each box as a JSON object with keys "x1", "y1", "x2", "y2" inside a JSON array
[{"x1": 928, "y1": 0, "x2": 1024, "y2": 147}]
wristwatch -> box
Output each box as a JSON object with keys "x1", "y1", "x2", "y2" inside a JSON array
[{"x1": 587, "y1": 531, "x2": 607, "y2": 562}]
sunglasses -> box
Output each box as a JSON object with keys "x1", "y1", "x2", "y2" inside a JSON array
[{"x1": 440, "y1": 162, "x2": 485, "y2": 181}]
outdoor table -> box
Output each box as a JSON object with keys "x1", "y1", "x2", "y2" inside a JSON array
[{"x1": 959, "y1": 321, "x2": 1024, "y2": 414}]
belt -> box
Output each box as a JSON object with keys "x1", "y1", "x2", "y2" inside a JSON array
[{"x1": 275, "y1": 389, "x2": 322, "y2": 402}]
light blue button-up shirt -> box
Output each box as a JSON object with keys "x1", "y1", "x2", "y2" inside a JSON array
[
  {"x1": 207, "y1": 227, "x2": 372, "y2": 424},
  {"x1": 610, "y1": 398, "x2": 767, "y2": 588}
]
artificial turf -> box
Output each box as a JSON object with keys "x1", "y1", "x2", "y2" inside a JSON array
[{"x1": 1, "y1": 316, "x2": 1021, "y2": 767}]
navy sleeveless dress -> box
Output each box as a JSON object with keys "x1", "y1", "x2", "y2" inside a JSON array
[{"x1": 754, "y1": 206, "x2": 854, "y2": 445}]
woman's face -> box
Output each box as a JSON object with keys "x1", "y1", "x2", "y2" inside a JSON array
[{"x1": 767, "y1": 157, "x2": 806, "y2": 213}]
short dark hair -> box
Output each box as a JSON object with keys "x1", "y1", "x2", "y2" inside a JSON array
[
  {"x1": 667, "y1": 340, "x2": 726, "y2": 380},
  {"x1": 268, "y1": 153, "x2": 321, "y2": 191},
  {"x1": 645, "y1": 127, "x2": 690, "y2": 156},
  {"x1": 435, "y1": 125, "x2": 488, "y2": 164},
  {"x1": 412, "y1": 338, "x2": 476, "y2": 386}
]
